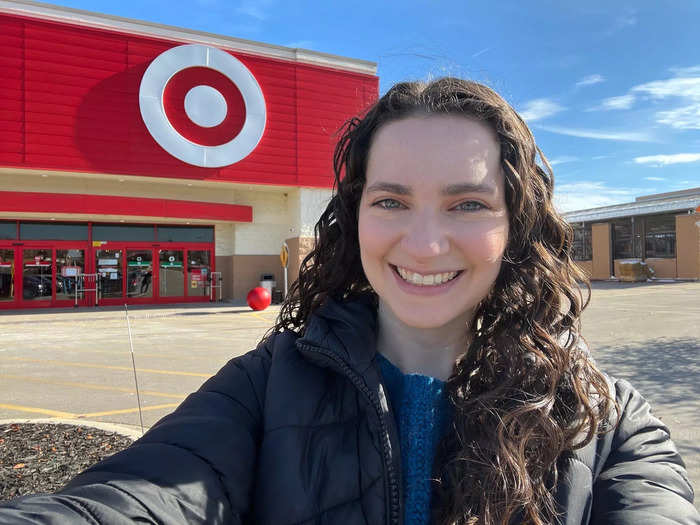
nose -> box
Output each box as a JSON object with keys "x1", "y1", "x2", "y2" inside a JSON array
[{"x1": 400, "y1": 211, "x2": 450, "y2": 259}]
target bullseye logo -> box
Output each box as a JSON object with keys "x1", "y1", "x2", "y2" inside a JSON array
[{"x1": 139, "y1": 45, "x2": 266, "y2": 168}]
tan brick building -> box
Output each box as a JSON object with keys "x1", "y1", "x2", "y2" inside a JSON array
[{"x1": 564, "y1": 188, "x2": 700, "y2": 281}]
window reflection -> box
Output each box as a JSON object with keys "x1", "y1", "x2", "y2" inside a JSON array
[{"x1": 23, "y1": 249, "x2": 52, "y2": 301}]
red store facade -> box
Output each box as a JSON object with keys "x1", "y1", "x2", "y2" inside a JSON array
[{"x1": 0, "y1": 1, "x2": 378, "y2": 309}]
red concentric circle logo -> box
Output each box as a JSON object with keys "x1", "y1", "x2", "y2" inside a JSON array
[{"x1": 139, "y1": 45, "x2": 266, "y2": 168}]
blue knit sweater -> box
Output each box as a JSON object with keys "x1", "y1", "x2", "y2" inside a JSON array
[{"x1": 377, "y1": 353, "x2": 453, "y2": 525}]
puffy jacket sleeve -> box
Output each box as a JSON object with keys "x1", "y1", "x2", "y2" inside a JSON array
[
  {"x1": 591, "y1": 378, "x2": 699, "y2": 525},
  {"x1": 0, "y1": 342, "x2": 272, "y2": 525}
]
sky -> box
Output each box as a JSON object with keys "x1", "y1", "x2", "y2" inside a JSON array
[{"x1": 43, "y1": 0, "x2": 700, "y2": 212}]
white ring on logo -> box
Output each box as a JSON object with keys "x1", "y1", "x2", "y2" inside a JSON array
[{"x1": 139, "y1": 44, "x2": 266, "y2": 168}]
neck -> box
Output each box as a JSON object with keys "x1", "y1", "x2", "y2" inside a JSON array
[{"x1": 375, "y1": 300, "x2": 472, "y2": 381}]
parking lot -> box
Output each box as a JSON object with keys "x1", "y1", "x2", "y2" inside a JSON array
[{"x1": 1, "y1": 281, "x2": 699, "y2": 507}]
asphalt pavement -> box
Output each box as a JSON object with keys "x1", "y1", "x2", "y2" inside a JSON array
[{"x1": 1, "y1": 280, "x2": 698, "y2": 509}]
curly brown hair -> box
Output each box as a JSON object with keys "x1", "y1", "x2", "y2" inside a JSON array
[{"x1": 274, "y1": 77, "x2": 618, "y2": 525}]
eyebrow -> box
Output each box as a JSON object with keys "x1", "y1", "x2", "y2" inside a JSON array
[{"x1": 365, "y1": 181, "x2": 497, "y2": 196}]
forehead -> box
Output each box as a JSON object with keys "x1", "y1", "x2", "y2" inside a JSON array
[{"x1": 366, "y1": 115, "x2": 502, "y2": 188}]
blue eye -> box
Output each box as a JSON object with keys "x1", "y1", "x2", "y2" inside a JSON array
[
  {"x1": 454, "y1": 201, "x2": 486, "y2": 212},
  {"x1": 374, "y1": 199, "x2": 404, "y2": 210}
]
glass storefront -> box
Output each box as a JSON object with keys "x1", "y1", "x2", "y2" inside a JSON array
[
  {"x1": 0, "y1": 249, "x2": 14, "y2": 301},
  {"x1": 159, "y1": 249, "x2": 184, "y2": 297},
  {"x1": 56, "y1": 249, "x2": 84, "y2": 301},
  {"x1": 96, "y1": 249, "x2": 123, "y2": 299},
  {"x1": 127, "y1": 250, "x2": 153, "y2": 298},
  {"x1": 188, "y1": 250, "x2": 210, "y2": 297},
  {"x1": 1, "y1": 222, "x2": 214, "y2": 309},
  {"x1": 22, "y1": 249, "x2": 53, "y2": 301}
]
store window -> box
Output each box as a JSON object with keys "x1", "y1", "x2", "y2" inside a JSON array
[
  {"x1": 127, "y1": 250, "x2": 153, "y2": 298},
  {"x1": 612, "y1": 218, "x2": 634, "y2": 259},
  {"x1": 96, "y1": 249, "x2": 123, "y2": 299},
  {"x1": 0, "y1": 249, "x2": 14, "y2": 301},
  {"x1": 92, "y1": 224, "x2": 155, "y2": 242},
  {"x1": 188, "y1": 250, "x2": 210, "y2": 297},
  {"x1": 0, "y1": 221, "x2": 16, "y2": 240},
  {"x1": 159, "y1": 250, "x2": 184, "y2": 297},
  {"x1": 22, "y1": 249, "x2": 53, "y2": 301},
  {"x1": 645, "y1": 214, "x2": 676, "y2": 258},
  {"x1": 157, "y1": 226, "x2": 214, "y2": 243},
  {"x1": 56, "y1": 249, "x2": 85, "y2": 301},
  {"x1": 20, "y1": 222, "x2": 88, "y2": 241},
  {"x1": 572, "y1": 223, "x2": 592, "y2": 261}
]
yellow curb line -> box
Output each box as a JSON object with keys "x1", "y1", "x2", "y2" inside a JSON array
[
  {"x1": 0, "y1": 356, "x2": 211, "y2": 377},
  {"x1": 79, "y1": 403, "x2": 179, "y2": 418},
  {"x1": 0, "y1": 403, "x2": 75, "y2": 418},
  {"x1": 0, "y1": 402, "x2": 181, "y2": 419},
  {"x1": 0, "y1": 373, "x2": 186, "y2": 399}
]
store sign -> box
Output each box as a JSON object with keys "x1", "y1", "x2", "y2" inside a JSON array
[{"x1": 139, "y1": 44, "x2": 267, "y2": 168}]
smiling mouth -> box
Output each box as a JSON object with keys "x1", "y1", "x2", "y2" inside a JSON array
[{"x1": 390, "y1": 264, "x2": 464, "y2": 286}]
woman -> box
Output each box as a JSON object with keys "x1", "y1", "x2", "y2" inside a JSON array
[{"x1": 1, "y1": 78, "x2": 697, "y2": 525}]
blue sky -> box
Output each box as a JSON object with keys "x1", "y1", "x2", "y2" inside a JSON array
[{"x1": 46, "y1": 0, "x2": 700, "y2": 212}]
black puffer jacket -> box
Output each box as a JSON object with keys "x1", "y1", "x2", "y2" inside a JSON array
[{"x1": 1, "y1": 298, "x2": 698, "y2": 524}]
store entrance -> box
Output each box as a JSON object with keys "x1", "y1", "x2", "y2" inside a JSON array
[
  {"x1": 95, "y1": 243, "x2": 212, "y2": 305},
  {"x1": 0, "y1": 242, "x2": 91, "y2": 309}
]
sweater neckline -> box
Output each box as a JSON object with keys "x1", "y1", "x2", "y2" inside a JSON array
[{"x1": 376, "y1": 352, "x2": 446, "y2": 384}]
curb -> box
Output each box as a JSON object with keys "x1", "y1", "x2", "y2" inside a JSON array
[{"x1": 0, "y1": 418, "x2": 147, "y2": 441}]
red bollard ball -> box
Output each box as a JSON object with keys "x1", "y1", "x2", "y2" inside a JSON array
[{"x1": 247, "y1": 286, "x2": 271, "y2": 311}]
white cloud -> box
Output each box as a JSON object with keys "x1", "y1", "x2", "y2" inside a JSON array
[
  {"x1": 554, "y1": 181, "x2": 635, "y2": 213},
  {"x1": 536, "y1": 124, "x2": 655, "y2": 142},
  {"x1": 655, "y1": 105, "x2": 700, "y2": 130},
  {"x1": 548, "y1": 155, "x2": 580, "y2": 166},
  {"x1": 283, "y1": 40, "x2": 314, "y2": 49},
  {"x1": 594, "y1": 94, "x2": 636, "y2": 111},
  {"x1": 630, "y1": 69, "x2": 700, "y2": 129},
  {"x1": 471, "y1": 47, "x2": 491, "y2": 59},
  {"x1": 519, "y1": 98, "x2": 565, "y2": 122},
  {"x1": 644, "y1": 176, "x2": 667, "y2": 181},
  {"x1": 632, "y1": 76, "x2": 700, "y2": 99},
  {"x1": 634, "y1": 153, "x2": 700, "y2": 166},
  {"x1": 576, "y1": 74, "x2": 605, "y2": 88},
  {"x1": 670, "y1": 66, "x2": 700, "y2": 76}
]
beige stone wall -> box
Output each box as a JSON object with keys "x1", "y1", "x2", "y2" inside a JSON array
[
  {"x1": 282, "y1": 236, "x2": 315, "y2": 297},
  {"x1": 591, "y1": 223, "x2": 611, "y2": 280},
  {"x1": 232, "y1": 255, "x2": 283, "y2": 301},
  {"x1": 644, "y1": 258, "x2": 677, "y2": 279},
  {"x1": 0, "y1": 169, "x2": 238, "y2": 207},
  {"x1": 214, "y1": 255, "x2": 234, "y2": 301},
  {"x1": 676, "y1": 214, "x2": 700, "y2": 279}
]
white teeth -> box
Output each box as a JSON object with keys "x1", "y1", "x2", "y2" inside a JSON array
[{"x1": 395, "y1": 266, "x2": 459, "y2": 286}]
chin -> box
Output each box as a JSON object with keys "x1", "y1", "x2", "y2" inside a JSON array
[{"x1": 391, "y1": 303, "x2": 473, "y2": 330}]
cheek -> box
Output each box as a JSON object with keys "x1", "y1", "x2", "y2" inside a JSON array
[
  {"x1": 358, "y1": 212, "x2": 400, "y2": 257},
  {"x1": 457, "y1": 223, "x2": 509, "y2": 264}
]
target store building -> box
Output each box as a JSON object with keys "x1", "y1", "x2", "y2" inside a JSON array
[{"x1": 0, "y1": 1, "x2": 377, "y2": 309}]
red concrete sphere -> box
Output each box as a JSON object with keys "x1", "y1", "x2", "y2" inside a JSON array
[{"x1": 247, "y1": 286, "x2": 271, "y2": 311}]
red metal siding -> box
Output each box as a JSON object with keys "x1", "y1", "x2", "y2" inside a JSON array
[{"x1": 0, "y1": 13, "x2": 378, "y2": 188}]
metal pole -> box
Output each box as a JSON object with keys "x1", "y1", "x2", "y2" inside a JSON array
[
  {"x1": 283, "y1": 242, "x2": 289, "y2": 299},
  {"x1": 125, "y1": 304, "x2": 145, "y2": 436}
]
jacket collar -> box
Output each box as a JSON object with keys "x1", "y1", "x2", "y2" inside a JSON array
[{"x1": 296, "y1": 295, "x2": 378, "y2": 375}]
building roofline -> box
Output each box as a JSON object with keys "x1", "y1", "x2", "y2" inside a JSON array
[
  {"x1": 563, "y1": 195, "x2": 700, "y2": 223},
  {"x1": 0, "y1": 0, "x2": 378, "y2": 76},
  {"x1": 635, "y1": 186, "x2": 700, "y2": 202}
]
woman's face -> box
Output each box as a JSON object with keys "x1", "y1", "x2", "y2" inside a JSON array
[{"x1": 358, "y1": 115, "x2": 510, "y2": 329}]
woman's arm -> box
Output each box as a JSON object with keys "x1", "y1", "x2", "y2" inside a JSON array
[
  {"x1": 0, "y1": 343, "x2": 272, "y2": 525},
  {"x1": 591, "y1": 378, "x2": 699, "y2": 525}
]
